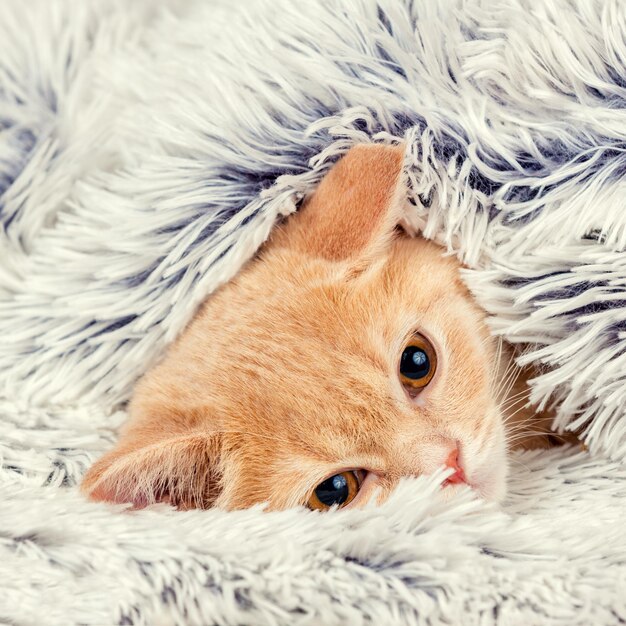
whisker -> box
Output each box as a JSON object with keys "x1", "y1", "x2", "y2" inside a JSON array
[
  {"x1": 499, "y1": 387, "x2": 530, "y2": 406},
  {"x1": 495, "y1": 354, "x2": 522, "y2": 407},
  {"x1": 503, "y1": 406, "x2": 536, "y2": 428},
  {"x1": 500, "y1": 394, "x2": 530, "y2": 414}
]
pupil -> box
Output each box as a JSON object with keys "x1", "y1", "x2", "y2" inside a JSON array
[
  {"x1": 400, "y1": 346, "x2": 430, "y2": 380},
  {"x1": 315, "y1": 473, "x2": 349, "y2": 507}
]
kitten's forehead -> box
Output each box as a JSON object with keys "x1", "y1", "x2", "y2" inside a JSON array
[
  {"x1": 220, "y1": 239, "x2": 464, "y2": 399},
  {"x1": 209, "y1": 234, "x2": 493, "y2": 463},
  {"x1": 220, "y1": 271, "x2": 432, "y2": 453}
]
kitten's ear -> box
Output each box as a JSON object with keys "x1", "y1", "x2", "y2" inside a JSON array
[
  {"x1": 81, "y1": 429, "x2": 222, "y2": 510},
  {"x1": 275, "y1": 143, "x2": 406, "y2": 262}
]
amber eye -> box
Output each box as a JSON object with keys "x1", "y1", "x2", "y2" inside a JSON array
[
  {"x1": 399, "y1": 333, "x2": 437, "y2": 390},
  {"x1": 307, "y1": 470, "x2": 364, "y2": 511}
]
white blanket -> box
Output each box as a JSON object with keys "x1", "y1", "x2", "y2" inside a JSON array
[{"x1": 2, "y1": 1, "x2": 625, "y2": 624}]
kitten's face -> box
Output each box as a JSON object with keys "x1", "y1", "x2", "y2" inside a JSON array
[
  {"x1": 187, "y1": 236, "x2": 506, "y2": 509},
  {"x1": 83, "y1": 144, "x2": 508, "y2": 511}
]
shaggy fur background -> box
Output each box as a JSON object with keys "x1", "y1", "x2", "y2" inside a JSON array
[{"x1": 1, "y1": 0, "x2": 625, "y2": 624}]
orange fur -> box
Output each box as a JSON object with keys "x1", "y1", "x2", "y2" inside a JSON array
[{"x1": 82, "y1": 143, "x2": 569, "y2": 511}]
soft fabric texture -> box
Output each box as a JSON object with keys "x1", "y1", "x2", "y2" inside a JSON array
[{"x1": 1, "y1": 0, "x2": 625, "y2": 624}]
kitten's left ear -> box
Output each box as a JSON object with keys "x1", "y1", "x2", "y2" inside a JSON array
[
  {"x1": 81, "y1": 429, "x2": 222, "y2": 510},
  {"x1": 273, "y1": 143, "x2": 406, "y2": 264}
]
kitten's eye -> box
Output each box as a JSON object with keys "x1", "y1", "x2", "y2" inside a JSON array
[
  {"x1": 399, "y1": 333, "x2": 437, "y2": 390},
  {"x1": 307, "y1": 470, "x2": 364, "y2": 511}
]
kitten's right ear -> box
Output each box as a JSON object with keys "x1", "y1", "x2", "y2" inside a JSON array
[
  {"x1": 273, "y1": 143, "x2": 406, "y2": 264},
  {"x1": 81, "y1": 429, "x2": 222, "y2": 510}
]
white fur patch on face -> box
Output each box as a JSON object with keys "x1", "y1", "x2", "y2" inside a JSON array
[{"x1": 460, "y1": 408, "x2": 509, "y2": 502}]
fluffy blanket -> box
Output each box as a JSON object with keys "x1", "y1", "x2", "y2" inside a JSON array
[{"x1": 2, "y1": 0, "x2": 625, "y2": 624}]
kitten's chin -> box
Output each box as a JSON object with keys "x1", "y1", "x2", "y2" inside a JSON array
[
  {"x1": 472, "y1": 465, "x2": 508, "y2": 503},
  {"x1": 461, "y1": 420, "x2": 509, "y2": 503},
  {"x1": 470, "y1": 448, "x2": 509, "y2": 503}
]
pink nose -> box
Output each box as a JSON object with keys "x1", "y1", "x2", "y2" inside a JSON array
[{"x1": 443, "y1": 448, "x2": 466, "y2": 485}]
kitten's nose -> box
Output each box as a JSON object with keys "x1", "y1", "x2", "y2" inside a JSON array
[{"x1": 443, "y1": 447, "x2": 466, "y2": 485}]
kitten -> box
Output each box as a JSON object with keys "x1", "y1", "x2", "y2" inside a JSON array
[{"x1": 82, "y1": 143, "x2": 569, "y2": 512}]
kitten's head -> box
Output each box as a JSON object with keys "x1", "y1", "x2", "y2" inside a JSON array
[{"x1": 82, "y1": 144, "x2": 508, "y2": 511}]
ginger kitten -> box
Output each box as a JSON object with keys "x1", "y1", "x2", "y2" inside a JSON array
[{"x1": 82, "y1": 143, "x2": 568, "y2": 512}]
